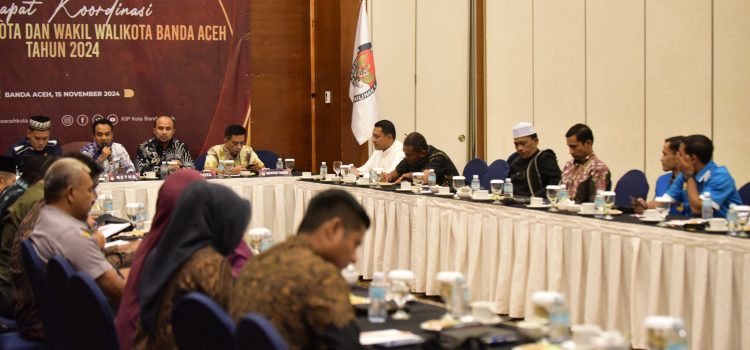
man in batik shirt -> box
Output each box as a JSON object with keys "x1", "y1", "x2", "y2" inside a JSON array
[
  {"x1": 80, "y1": 118, "x2": 136, "y2": 174},
  {"x1": 204, "y1": 124, "x2": 264, "y2": 174},
  {"x1": 561, "y1": 123, "x2": 611, "y2": 203},
  {"x1": 135, "y1": 116, "x2": 193, "y2": 174}
]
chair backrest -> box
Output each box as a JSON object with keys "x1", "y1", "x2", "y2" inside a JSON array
[
  {"x1": 236, "y1": 312, "x2": 289, "y2": 350},
  {"x1": 60, "y1": 141, "x2": 89, "y2": 154},
  {"x1": 739, "y1": 182, "x2": 750, "y2": 205},
  {"x1": 44, "y1": 256, "x2": 74, "y2": 350},
  {"x1": 481, "y1": 159, "x2": 510, "y2": 190},
  {"x1": 614, "y1": 169, "x2": 650, "y2": 209},
  {"x1": 194, "y1": 153, "x2": 207, "y2": 171},
  {"x1": 255, "y1": 150, "x2": 279, "y2": 169},
  {"x1": 654, "y1": 172, "x2": 673, "y2": 198},
  {"x1": 20, "y1": 240, "x2": 58, "y2": 348},
  {"x1": 172, "y1": 292, "x2": 235, "y2": 350},
  {"x1": 62, "y1": 273, "x2": 120, "y2": 350},
  {"x1": 462, "y1": 158, "x2": 488, "y2": 185}
]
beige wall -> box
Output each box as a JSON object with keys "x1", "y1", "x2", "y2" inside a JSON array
[{"x1": 486, "y1": 0, "x2": 750, "y2": 195}]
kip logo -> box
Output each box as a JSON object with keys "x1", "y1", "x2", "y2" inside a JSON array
[{"x1": 350, "y1": 42, "x2": 377, "y2": 102}]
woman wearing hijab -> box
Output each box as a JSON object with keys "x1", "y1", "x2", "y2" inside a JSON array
[
  {"x1": 133, "y1": 181, "x2": 251, "y2": 349},
  {"x1": 115, "y1": 169, "x2": 204, "y2": 349}
]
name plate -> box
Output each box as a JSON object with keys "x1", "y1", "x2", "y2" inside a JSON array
[
  {"x1": 259, "y1": 168, "x2": 291, "y2": 177},
  {"x1": 108, "y1": 173, "x2": 140, "y2": 182},
  {"x1": 200, "y1": 171, "x2": 217, "y2": 179}
]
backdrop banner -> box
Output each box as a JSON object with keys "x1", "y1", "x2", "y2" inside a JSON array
[{"x1": 0, "y1": 0, "x2": 251, "y2": 157}]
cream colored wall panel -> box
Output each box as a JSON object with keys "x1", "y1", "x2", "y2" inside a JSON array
[
  {"x1": 533, "y1": 0, "x2": 586, "y2": 170},
  {"x1": 586, "y1": 0, "x2": 645, "y2": 185},
  {"x1": 714, "y1": 0, "x2": 750, "y2": 187},
  {"x1": 415, "y1": 0, "x2": 470, "y2": 167},
  {"x1": 645, "y1": 0, "x2": 712, "y2": 194},
  {"x1": 485, "y1": 0, "x2": 534, "y2": 163},
  {"x1": 371, "y1": 0, "x2": 416, "y2": 140}
]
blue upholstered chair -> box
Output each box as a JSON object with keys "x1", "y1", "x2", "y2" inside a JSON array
[
  {"x1": 236, "y1": 313, "x2": 289, "y2": 350},
  {"x1": 739, "y1": 182, "x2": 750, "y2": 205},
  {"x1": 14, "y1": 240, "x2": 51, "y2": 350},
  {"x1": 481, "y1": 159, "x2": 510, "y2": 190},
  {"x1": 45, "y1": 256, "x2": 74, "y2": 350},
  {"x1": 62, "y1": 273, "x2": 120, "y2": 350},
  {"x1": 172, "y1": 292, "x2": 236, "y2": 350},
  {"x1": 194, "y1": 153, "x2": 207, "y2": 171},
  {"x1": 614, "y1": 170, "x2": 650, "y2": 210},
  {"x1": 255, "y1": 150, "x2": 280, "y2": 169},
  {"x1": 462, "y1": 158, "x2": 488, "y2": 186}
]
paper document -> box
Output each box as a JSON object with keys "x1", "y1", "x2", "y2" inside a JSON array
[
  {"x1": 359, "y1": 329, "x2": 423, "y2": 346},
  {"x1": 99, "y1": 223, "x2": 132, "y2": 238}
]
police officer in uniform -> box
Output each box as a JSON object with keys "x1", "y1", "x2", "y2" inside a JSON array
[
  {"x1": 507, "y1": 122, "x2": 562, "y2": 197},
  {"x1": 6, "y1": 116, "x2": 62, "y2": 171}
]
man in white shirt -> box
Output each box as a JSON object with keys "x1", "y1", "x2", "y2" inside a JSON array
[{"x1": 356, "y1": 120, "x2": 405, "y2": 175}]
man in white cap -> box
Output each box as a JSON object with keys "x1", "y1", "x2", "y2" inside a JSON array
[
  {"x1": 6, "y1": 115, "x2": 62, "y2": 171},
  {"x1": 507, "y1": 122, "x2": 561, "y2": 197}
]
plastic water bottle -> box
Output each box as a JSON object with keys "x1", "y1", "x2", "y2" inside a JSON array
[
  {"x1": 276, "y1": 158, "x2": 283, "y2": 170},
  {"x1": 727, "y1": 204, "x2": 740, "y2": 236},
  {"x1": 594, "y1": 190, "x2": 605, "y2": 218},
  {"x1": 558, "y1": 184, "x2": 569, "y2": 203},
  {"x1": 701, "y1": 192, "x2": 713, "y2": 219},
  {"x1": 320, "y1": 162, "x2": 328, "y2": 178},
  {"x1": 471, "y1": 175, "x2": 480, "y2": 192},
  {"x1": 159, "y1": 161, "x2": 167, "y2": 179},
  {"x1": 103, "y1": 195, "x2": 113, "y2": 212},
  {"x1": 503, "y1": 178, "x2": 513, "y2": 198},
  {"x1": 368, "y1": 272, "x2": 387, "y2": 323},
  {"x1": 548, "y1": 301, "x2": 570, "y2": 344},
  {"x1": 428, "y1": 169, "x2": 437, "y2": 186}
]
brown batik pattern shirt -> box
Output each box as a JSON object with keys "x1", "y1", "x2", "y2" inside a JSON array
[{"x1": 561, "y1": 153, "x2": 611, "y2": 203}]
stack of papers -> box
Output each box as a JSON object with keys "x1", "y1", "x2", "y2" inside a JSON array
[{"x1": 360, "y1": 329, "x2": 423, "y2": 347}]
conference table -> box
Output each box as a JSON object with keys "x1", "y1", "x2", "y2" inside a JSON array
[{"x1": 98, "y1": 176, "x2": 750, "y2": 349}]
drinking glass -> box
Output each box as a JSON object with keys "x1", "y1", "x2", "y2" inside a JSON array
[
  {"x1": 436, "y1": 271, "x2": 466, "y2": 320},
  {"x1": 546, "y1": 185, "x2": 560, "y2": 212},
  {"x1": 333, "y1": 161, "x2": 343, "y2": 178},
  {"x1": 602, "y1": 191, "x2": 616, "y2": 220},
  {"x1": 644, "y1": 316, "x2": 688, "y2": 350},
  {"x1": 134, "y1": 203, "x2": 146, "y2": 230},
  {"x1": 654, "y1": 197, "x2": 671, "y2": 221},
  {"x1": 387, "y1": 270, "x2": 414, "y2": 320},
  {"x1": 490, "y1": 180, "x2": 504, "y2": 204},
  {"x1": 284, "y1": 158, "x2": 295, "y2": 173},
  {"x1": 223, "y1": 160, "x2": 235, "y2": 177},
  {"x1": 731, "y1": 205, "x2": 750, "y2": 238},
  {"x1": 412, "y1": 172, "x2": 424, "y2": 188},
  {"x1": 247, "y1": 228, "x2": 269, "y2": 255},
  {"x1": 530, "y1": 291, "x2": 565, "y2": 337},
  {"x1": 126, "y1": 203, "x2": 139, "y2": 223},
  {"x1": 452, "y1": 176, "x2": 466, "y2": 192}
]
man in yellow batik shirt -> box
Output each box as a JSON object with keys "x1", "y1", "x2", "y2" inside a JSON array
[{"x1": 204, "y1": 125, "x2": 264, "y2": 174}]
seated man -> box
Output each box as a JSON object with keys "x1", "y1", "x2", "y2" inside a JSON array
[
  {"x1": 15, "y1": 158, "x2": 125, "y2": 341},
  {"x1": 507, "y1": 122, "x2": 561, "y2": 197},
  {"x1": 230, "y1": 189, "x2": 368, "y2": 349},
  {"x1": 80, "y1": 118, "x2": 136, "y2": 174},
  {"x1": 356, "y1": 120, "x2": 405, "y2": 175},
  {"x1": 635, "y1": 134, "x2": 742, "y2": 218},
  {"x1": 135, "y1": 116, "x2": 193, "y2": 174},
  {"x1": 204, "y1": 124, "x2": 264, "y2": 174},
  {"x1": 386, "y1": 132, "x2": 459, "y2": 185},
  {"x1": 0, "y1": 156, "x2": 16, "y2": 195},
  {"x1": 561, "y1": 123, "x2": 611, "y2": 203},
  {"x1": 653, "y1": 136, "x2": 685, "y2": 215},
  {"x1": 6, "y1": 116, "x2": 62, "y2": 171}
]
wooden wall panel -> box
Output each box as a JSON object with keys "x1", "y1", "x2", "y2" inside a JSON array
[
  {"x1": 248, "y1": 0, "x2": 312, "y2": 170},
  {"x1": 415, "y1": 0, "x2": 470, "y2": 168},
  {"x1": 532, "y1": 0, "x2": 586, "y2": 169},
  {"x1": 714, "y1": 0, "x2": 750, "y2": 187},
  {"x1": 371, "y1": 0, "x2": 416, "y2": 140},
  {"x1": 485, "y1": 0, "x2": 534, "y2": 163},
  {"x1": 586, "y1": 0, "x2": 645, "y2": 184},
  {"x1": 644, "y1": 0, "x2": 712, "y2": 193}
]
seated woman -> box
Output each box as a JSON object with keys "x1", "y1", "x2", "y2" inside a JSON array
[{"x1": 132, "y1": 181, "x2": 251, "y2": 349}]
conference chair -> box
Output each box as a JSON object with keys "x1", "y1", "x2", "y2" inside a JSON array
[
  {"x1": 462, "y1": 158, "x2": 488, "y2": 185},
  {"x1": 45, "y1": 256, "x2": 74, "y2": 350},
  {"x1": 193, "y1": 153, "x2": 207, "y2": 171},
  {"x1": 654, "y1": 172, "x2": 673, "y2": 198},
  {"x1": 481, "y1": 159, "x2": 510, "y2": 190},
  {"x1": 13, "y1": 240, "x2": 52, "y2": 350},
  {"x1": 614, "y1": 170, "x2": 650, "y2": 211},
  {"x1": 255, "y1": 150, "x2": 280, "y2": 170},
  {"x1": 62, "y1": 273, "x2": 120, "y2": 350},
  {"x1": 172, "y1": 292, "x2": 235, "y2": 350},
  {"x1": 236, "y1": 313, "x2": 289, "y2": 350},
  {"x1": 739, "y1": 182, "x2": 750, "y2": 205}
]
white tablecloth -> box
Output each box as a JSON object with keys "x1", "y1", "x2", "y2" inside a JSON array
[{"x1": 100, "y1": 178, "x2": 750, "y2": 349}]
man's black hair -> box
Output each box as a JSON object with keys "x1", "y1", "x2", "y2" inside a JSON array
[
  {"x1": 664, "y1": 136, "x2": 684, "y2": 153},
  {"x1": 403, "y1": 132, "x2": 429, "y2": 153},
  {"x1": 683, "y1": 134, "x2": 713, "y2": 164},
  {"x1": 298, "y1": 189, "x2": 370, "y2": 234},
  {"x1": 374, "y1": 120, "x2": 396, "y2": 138},
  {"x1": 565, "y1": 123, "x2": 594, "y2": 143},
  {"x1": 224, "y1": 124, "x2": 246, "y2": 139},
  {"x1": 92, "y1": 118, "x2": 114, "y2": 133}
]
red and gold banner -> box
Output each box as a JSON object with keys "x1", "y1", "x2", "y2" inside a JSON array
[{"x1": 0, "y1": 0, "x2": 251, "y2": 156}]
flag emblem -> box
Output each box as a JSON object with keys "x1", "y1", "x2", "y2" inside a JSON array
[{"x1": 351, "y1": 43, "x2": 377, "y2": 102}]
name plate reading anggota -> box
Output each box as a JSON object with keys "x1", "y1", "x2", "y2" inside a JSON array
[
  {"x1": 259, "y1": 168, "x2": 291, "y2": 177},
  {"x1": 200, "y1": 172, "x2": 217, "y2": 179},
  {"x1": 108, "y1": 173, "x2": 141, "y2": 182}
]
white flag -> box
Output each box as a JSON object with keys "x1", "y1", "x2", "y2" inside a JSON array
[{"x1": 349, "y1": 1, "x2": 378, "y2": 145}]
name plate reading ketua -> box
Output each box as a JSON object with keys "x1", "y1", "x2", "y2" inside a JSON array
[
  {"x1": 259, "y1": 168, "x2": 291, "y2": 177},
  {"x1": 108, "y1": 173, "x2": 141, "y2": 182},
  {"x1": 200, "y1": 171, "x2": 217, "y2": 179}
]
